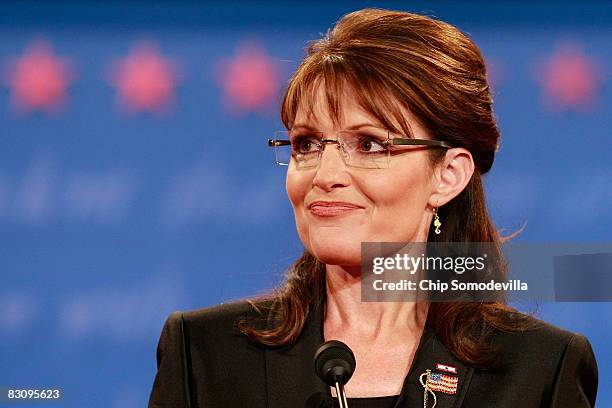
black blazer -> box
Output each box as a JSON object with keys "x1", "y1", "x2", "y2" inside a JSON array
[{"x1": 148, "y1": 300, "x2": 598, "y2": 408}]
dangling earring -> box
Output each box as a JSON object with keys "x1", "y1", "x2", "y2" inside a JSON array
[{"x1": 433, "y1": 206, "x2": 442, "y2": 235}]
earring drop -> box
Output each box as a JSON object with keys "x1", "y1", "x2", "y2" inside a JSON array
[{"x1": 433, "y1": 207, "x2": 442, "y2": 235}]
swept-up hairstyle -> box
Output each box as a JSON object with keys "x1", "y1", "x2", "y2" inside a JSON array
[{"x1": 240, "y1": 8, "x2": 530, "y2": 365}]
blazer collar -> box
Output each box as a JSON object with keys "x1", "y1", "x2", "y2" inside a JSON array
[{"x1": 264, "y1": 302, "x2": 474, "y2": 408}]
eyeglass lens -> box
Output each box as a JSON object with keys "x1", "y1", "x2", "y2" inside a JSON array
[{"x1": 274, "y1": 130, "x2": 391, "y2": 169}]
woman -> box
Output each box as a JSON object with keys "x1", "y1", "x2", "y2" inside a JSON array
[{"x1": 148, "y1": 8, "x2": 597, "y2": 408}]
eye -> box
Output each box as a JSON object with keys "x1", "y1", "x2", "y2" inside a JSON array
[
  {"x1": 357, "y1": 136, "x2": 387, "y2": 153},
  {"x1": 291, "y1": 135, "x2": 321, "y2": 154}
]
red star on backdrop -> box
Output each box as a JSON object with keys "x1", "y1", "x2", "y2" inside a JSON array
[
  {"x1": 215, "y1": 41, "x2": 281, "y2": 115},
  {"x1": 3, "y1": 39, "x2": 75, "y2": 115},
  {"x1": 534, "y1": 41, "x2": 603, "y2": 112},
  {"x1": 108, "y1": 41, "x2": 181, "y2": 115}
]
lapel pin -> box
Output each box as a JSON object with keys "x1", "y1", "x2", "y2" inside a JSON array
[
  {"x1": 428, "y1": 371, "x2": 458, "y2": 394},
  {"x1": 435, "y1": 362, "x2": 458, "y2": 374},
  {"x1": 420, "y1": 368, "x2": 460, "y2": 408}
]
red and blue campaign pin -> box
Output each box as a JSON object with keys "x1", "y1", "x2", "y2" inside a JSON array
[{"x1": 435, "y1": 362, "x2": 457, "y2": 374}]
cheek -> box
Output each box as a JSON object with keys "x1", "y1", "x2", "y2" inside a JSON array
[
  {"x1": 361, "y1": 163, "x2": 433, "y2": 234},
  {"x1": 365, "y1": 167, "x2": 430, "y2": 206},
  {"x1": 285, "y1": 167, "x2": 308, "y2": 208},
  {"x1": 285, "y1": 168, "x2": 311, "y2": 237},
  {"x1": 286, "y1": 170, "x2": 318, "y2": 255}
]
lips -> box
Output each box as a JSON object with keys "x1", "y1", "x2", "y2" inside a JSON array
[{"x1": 308, "y1": 201, "x2": 364, "y2": 217}]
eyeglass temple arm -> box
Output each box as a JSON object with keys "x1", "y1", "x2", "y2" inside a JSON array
[
  {"x1": 391, "y1": 138, "x2": 452, "y2": 148},
  {"x1": 268, "y1": 139, "x2": 291, "y2": 147}
]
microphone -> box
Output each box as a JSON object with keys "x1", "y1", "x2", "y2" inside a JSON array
[{"x1": 314, "y1": 340, "x2": 356, "y2": 408}]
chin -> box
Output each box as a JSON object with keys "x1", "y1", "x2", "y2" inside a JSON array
[{"x1": 306, "y1": 233, "x2": 362, "y2": 266}]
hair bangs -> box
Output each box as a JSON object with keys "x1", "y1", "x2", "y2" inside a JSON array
[{"x1": 281, "y1": 55, "x2": 417, "y2": 138}]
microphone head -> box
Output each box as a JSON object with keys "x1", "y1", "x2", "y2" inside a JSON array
[{"x1": 314, "y1": 340, "x2": 356, "y2": 386}]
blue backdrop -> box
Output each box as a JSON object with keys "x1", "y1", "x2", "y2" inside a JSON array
[{"x1": 0, "y1": 1, "x2": 610, "y2": 407}]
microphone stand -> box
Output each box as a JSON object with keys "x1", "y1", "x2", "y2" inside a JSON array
[
  {"x1": 334, "y1": 378, "x2": 349, "y2": 408},
  {"x1": 314, "y1": 340, "x2": 355, "y2": 408}
]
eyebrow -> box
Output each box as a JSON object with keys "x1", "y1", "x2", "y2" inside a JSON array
[{"x1": 291, "y1": 122, "x2": 384, "y2": 131}]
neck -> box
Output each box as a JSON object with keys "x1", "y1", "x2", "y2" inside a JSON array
[{"x1": 324, "y1": 264, "x2": 428, "y2": 341}]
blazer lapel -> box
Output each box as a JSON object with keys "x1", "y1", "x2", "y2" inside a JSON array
[
  {"x1": 264, "y1": 303, "x2": 330, "y2": 408},
  {"x1": 399, "y1": 327, "x2": 474, "y2": 408}
]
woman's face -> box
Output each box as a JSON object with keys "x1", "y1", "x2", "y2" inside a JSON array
[{"x1": 286, "y1": 85, "x2": 439, "y2": 267}]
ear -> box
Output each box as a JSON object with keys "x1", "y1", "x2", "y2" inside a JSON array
[{"x1": 429, "y1": 148, "x2": 475, "y2": 208}]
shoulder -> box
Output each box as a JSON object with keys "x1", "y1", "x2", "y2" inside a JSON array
[
  {"x1": 161, "y1": 297, "x2": 276, "y2": 344},
  {"x1": 490, "y1": 312, "x2": 595, "y2": 361},
  {"x1": 150, "y1": 298, "x2": 277, "y2": 407},
  {"x1": 469, "y1": 311, "x2": 599, "y2": 406},
  {"x1": 181, "y1": 297, "x2": 274, "y2": 325},
  {"x1": 484, "y1": 311, "x2": 598, "y2": 403}
]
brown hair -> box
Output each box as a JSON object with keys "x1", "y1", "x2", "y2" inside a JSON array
[{"x1": 240, "y1": 8, "x2": 531, "y2": 365}]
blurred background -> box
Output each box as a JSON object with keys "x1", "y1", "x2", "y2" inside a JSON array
[{"x1": 0, "y1": 1, "x2": 610, "y2": 407}]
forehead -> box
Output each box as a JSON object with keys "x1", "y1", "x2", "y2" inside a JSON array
[
  {"x1": 294, "y1": 84, "x2": 369, "y2": 128},
  {"x1": 292, "y1": 79, "x2": 426, "y2": 137}
]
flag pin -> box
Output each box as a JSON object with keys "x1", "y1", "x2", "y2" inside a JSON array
[
  {"x1": 427, "y1": 371, "x2": 459, "y2": 395},
  {"x1": 420, "y1": 368, "x2": 460, "y2": 408}
]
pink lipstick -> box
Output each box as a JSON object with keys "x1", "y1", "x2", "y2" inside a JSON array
[{"x1": 308, "y1": 201, "x2": 363, "y2": 217}]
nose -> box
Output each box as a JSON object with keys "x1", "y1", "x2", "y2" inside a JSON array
[{"x1": 311, "y1": 142, "x2": 350, "y2": 191}]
